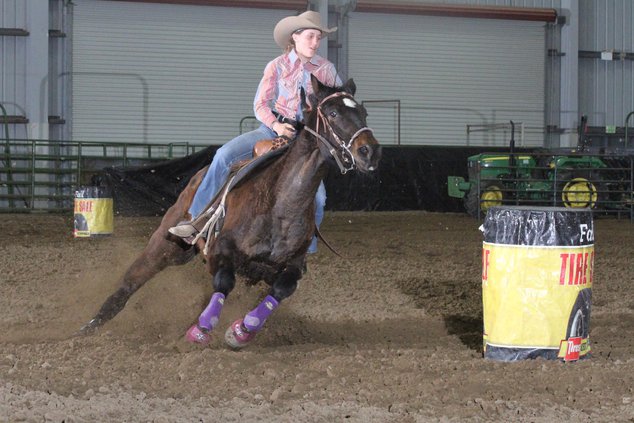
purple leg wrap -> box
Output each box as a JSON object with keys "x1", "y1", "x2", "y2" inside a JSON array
[
  {"x1": 243, "y1": 295, "x2": 279, "y2": 332},
  {"x1": 198, "y1": 292, "x2": 225, "y2": 330}
]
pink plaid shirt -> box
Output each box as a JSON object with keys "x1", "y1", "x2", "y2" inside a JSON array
[{"x1": 254, "y1": 50, "x2": 341, "y2": 128}]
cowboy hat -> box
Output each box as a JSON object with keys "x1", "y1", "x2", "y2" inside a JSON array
[{"x1": 273, "y1": 11, "x2": 337, "y2": 49}]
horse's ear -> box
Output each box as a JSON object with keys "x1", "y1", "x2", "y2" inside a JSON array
[
  {"x1": 310, "y1": 74, "x2": 327, "y2": 97},
  {"x1": 342, "y1": 78, "x2": 356, "y2": 96}
]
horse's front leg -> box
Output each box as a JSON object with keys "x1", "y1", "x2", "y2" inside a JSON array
[
  {"x1": 224, "y1": 260, "x2": 303, "y2": 350},
  {"x1": 185, "y1": 263, "x2": 236, "y2": 345}
]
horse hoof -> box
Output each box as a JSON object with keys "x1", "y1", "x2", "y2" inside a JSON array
[
  {"x1": 185, "y1": 324, "x2": 211, "y2": 345},
  {"x1": 224, "y1": 319, "x2": 256, "y2": 350},
  {"x1": 76, "y1": 318, "x2": 101, "y2": 336}
]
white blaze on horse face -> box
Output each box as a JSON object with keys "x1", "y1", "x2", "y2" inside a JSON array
[{"x1": 343, "y1": 98, "x2": 357, "y2": 109}]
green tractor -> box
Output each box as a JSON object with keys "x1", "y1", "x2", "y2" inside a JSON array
[{"x1": 448, "y1": 120, "x2": 609, "y2": 217}]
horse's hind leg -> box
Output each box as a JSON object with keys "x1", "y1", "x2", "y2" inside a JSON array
[
  {"x1": 79, "y1": 166, "x2": 208, "y2": 335},
  {"x1": 79, "y1": 230, "x2": 195, "y2": 334},
  {"x1": 225, "y1": 262, "x2": 302, "y2": 349}
]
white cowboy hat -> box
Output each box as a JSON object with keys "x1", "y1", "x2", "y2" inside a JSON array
[{"x1": 273, "y1": 11, "x2": 337, "y2": 49}]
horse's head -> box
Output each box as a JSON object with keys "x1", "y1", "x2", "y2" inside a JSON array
[{"x1": 306, "y1": 75, "x2": 382, "y2": 174}]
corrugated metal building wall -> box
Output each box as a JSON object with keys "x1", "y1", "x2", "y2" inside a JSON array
[
  {"x1": 348, "y1": 13, "x2": 546, "y2": 146},
  {"x1": 420, "y1": 1, "x2": 560, "y2": 5},
  {"x1": 71, "y1": 1, "x2": 296, "y2": 145},
  {"x1": 1, "y1": 0, "x2": 65, "y2": 141},
  {"x1": 579, "y1": 0, "x2": 634, "y2": 128},
  {"x1": 2, "y1": 0, "x2": 634, "y2": 146},
  {"x1": 1, "y1": 0, "x2": 30, "y2": 140},
  {"x1": 388, "y1": 0, "x2": 561, "y2": 7}
]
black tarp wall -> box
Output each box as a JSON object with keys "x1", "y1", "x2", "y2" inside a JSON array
[{"x1": 100, "y1": 145, "x2": 507, "y2": 216}]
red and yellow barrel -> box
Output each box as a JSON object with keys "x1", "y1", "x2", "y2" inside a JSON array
[
  {"x1": 482, "y1": 206, "x2": 593, "y2": 361},
  {"x1": 73, "y1": 186, "x2": 114, "y2": 238}
]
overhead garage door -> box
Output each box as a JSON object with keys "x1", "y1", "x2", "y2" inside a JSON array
[
  {"x1": 348, "y1": 13, "x2": 546, "y2": 147},
  {"x1": 72, "y1": 0, "x2": 296, "y2": 145}
]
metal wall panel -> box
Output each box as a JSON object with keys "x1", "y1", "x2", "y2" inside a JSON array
[
  {"x1": 1, "y1": 0, "x2": 28, "y2": 140},
  {"x1": 578, "y1": 0, "x2": 634, "y2": 128},
  {"x1": 48, "y1": 0, "x2": 71, "y2": 141},
  {"x1": 372, "y1": 0, "x2": 561, "y2": 9},
  {"x1": 72, "y1": 0, "x2": 297, "y2": 145},
  {"x1": 349, "y1": 12, "x2": 546, "y2": 146},
  {"x1": 7, "y1": 0, "x2": 634, "y2": 149},
  {"x1": 479, "y1": 0, "x2": 560, "y2": 6}
]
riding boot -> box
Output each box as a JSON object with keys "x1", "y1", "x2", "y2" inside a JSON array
[
  {"x1": 168, "y1": 206, "x2": 216, "y2": 244},
  {"x1": 168, "y1": 221, "x2": 198, "y2": 242}
]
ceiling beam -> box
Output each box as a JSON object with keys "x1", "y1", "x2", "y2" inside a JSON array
[
  {"x1": 354, "y1": 1, "x2": 557, "y2": 22},
  {"x1": 105, "y1": 0, "x2": 308, "y2": 10}
]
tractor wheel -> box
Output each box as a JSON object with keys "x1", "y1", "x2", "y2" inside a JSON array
[
  {"x1": 465, "y1": 182, "x2": 504, "y2": 217},
  {"x1": 560, "y1": 173, "x2": 606, "y2": 209}
]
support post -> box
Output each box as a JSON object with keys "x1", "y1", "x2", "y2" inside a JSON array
[{"x1": 558, "y1": 0, "x2": 579, "y2": 148}]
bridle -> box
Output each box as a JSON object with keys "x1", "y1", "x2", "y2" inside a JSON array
[{"x1": 303, "y1": 91, "x2": 373, "y2": 174}]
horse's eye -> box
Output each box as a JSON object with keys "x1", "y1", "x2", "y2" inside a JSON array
[{"x1": 329, "y1": 111, "x2": 337, "y2": 118}]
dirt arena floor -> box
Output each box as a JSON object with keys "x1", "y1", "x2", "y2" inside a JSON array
[{"x1": 1, "y1": 211, "x2": 633, "y2": 422}]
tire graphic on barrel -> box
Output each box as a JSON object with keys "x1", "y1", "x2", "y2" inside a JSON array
[
  {"x1": 566, "y1": 288, "x2": 592, "y2": 339},
  {"x1": 74, "y1": 213, "x2": 89, "y2": 232}
]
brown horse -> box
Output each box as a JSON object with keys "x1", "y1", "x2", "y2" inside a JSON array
[{"x1": 80, "y1": 75, "x2": 382, "y2": 349}]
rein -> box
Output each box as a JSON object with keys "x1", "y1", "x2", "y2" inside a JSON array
[{"x1": 304, "y1": 91, "x2": 373, "y2": 174}]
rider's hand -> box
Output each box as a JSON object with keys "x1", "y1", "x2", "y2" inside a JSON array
[{"x1": 272, "y1": 121, "x2": 296, "y2": 138}]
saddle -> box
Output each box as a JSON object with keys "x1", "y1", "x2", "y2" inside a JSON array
[
  {"x1": 253, "y1": 135, "x2": 292, "y2": 157},
  {"x1": 168, "y1": 133, "x2": 343, "y2": 258},
  {"x1": 168, "y1": 137, "x2": 292, "y2": 250}
]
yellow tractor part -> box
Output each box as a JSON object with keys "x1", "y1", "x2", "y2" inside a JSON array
[
  {"x1": 481, "y1": 185, "x2": 503, "y2": 212},
  {"x1": 562, "y1": 178, "x2": 598, "y2": 208}
]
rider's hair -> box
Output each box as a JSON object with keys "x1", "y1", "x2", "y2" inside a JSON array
[{"x1": 283, "y1": 29, "x2": 302, "y2": 53}]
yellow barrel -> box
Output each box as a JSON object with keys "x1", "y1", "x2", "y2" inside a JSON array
[
  {"x1": 482, "y1": 206, "x2": 593, "y2": 361},
  {"x1": 73, "y1": 186, "x2": 114, "y2": 238}
]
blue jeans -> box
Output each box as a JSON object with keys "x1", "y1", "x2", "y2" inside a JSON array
[{"x1": 189, "y1": 124, "x2": 326, "y2": 253}]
